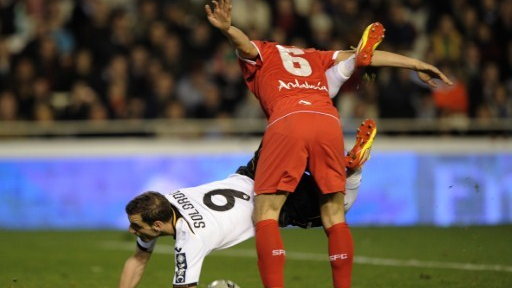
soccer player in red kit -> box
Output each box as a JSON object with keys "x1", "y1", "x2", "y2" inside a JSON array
[
  {"x1": 206, "y1": 1, "x2": 451, "y2": 287},
  {"x1": 206, "y1": 2, "x2": 366, "y2": 286}
]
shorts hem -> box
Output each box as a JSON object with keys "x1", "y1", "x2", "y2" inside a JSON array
[
  {"x1": 320, "y1": 188, "x2": 346, "y2": 195},
  {"x1": 255, "y1": 185, "x2": 295, "y2": 195}
]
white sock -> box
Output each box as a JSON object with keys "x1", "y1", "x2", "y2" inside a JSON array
[
  {"x1": 326, "y1": 55, "x2": 356, "y2": 98},
  {"x1": 344, "y1": 167, "x2": 362, "y2": 212},
  {"x1": 337, "y1": 54, "x2": 356, "y2": 78},
  {"x1": 346, "y1": 167, "x2": 362, "y2": 190}
]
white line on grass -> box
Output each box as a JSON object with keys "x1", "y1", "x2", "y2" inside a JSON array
[{"x1": 102, "y1": 241, "x2": 512, "y2": 273}]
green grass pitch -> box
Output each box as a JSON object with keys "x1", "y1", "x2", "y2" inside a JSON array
[{"x1": 1, "y1": 226, "x2": 511, "y2": 288}]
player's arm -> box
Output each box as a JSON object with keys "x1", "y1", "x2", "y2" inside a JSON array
[
  {"x1": 370, "y1": 50, "x2": 453, "y2": 88},
  {"x1": 119, "y1": 247, "x2": 152, "y2": 288},
  {"x1": 205, "y1": 0, "x2": 258, "y2": 59},
  {"x1": 334, "y1": 50, "x2": 356, "y2": 63},
  {"x1": 333, "y1": 50, "x2": 452, "y2": 88}
]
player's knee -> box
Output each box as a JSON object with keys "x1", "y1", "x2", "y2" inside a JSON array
[
  {"x1": 320, "y1": 193, "x2": 346, "y2": 228},
  {"x1": 321, "y1": 212, "x2": 345, "y2": 229},
  {"x1": 253, "y1": 203, "x2": 281, "y2": 222},
  {"x1": 253, "y1": 193, "x2": 287, "y2": 222}
]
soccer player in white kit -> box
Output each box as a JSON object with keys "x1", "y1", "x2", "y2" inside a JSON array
[{"x1": 119, "y1": 141, "x2": 369, "y2": 288}]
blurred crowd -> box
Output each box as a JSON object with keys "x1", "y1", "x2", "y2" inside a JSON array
[{"x1": 0, "y1": 0, "x2": 511, "y2": 124}]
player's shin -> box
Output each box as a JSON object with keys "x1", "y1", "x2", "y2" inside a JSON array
[
  {"x1": 326, "y1": 222, "x2": 354, "y2": 288},
  {"x1": 255, "y1": 219, "x2": 285, "y2": 288}
]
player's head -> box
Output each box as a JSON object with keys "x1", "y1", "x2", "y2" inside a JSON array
[{"x1": 125, "y1": 191, "x2": 174, "y2": 239}]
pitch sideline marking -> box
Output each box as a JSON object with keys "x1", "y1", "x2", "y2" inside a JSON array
[{"x1": 101, "y1": 241, "x2": 512, "y2": 273}]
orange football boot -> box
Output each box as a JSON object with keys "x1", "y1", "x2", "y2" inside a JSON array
[
  {"x1": 345, "y1": 119, "x2": 377, "y2": 169},
  {"x1": 355, "y1": 22, "x2": 385, "y2": 66}
]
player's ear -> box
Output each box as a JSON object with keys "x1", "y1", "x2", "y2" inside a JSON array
[{"x1": 152, "y1": 220, "x2": 163, "y2": 232}]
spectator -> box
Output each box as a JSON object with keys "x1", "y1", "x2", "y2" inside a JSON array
[
  {"x1": 176, "y1": 64, "x2": 210, "y2": 115},
  {"x1": 33, "y1": 102, "x2": 55, "y2": 122},
  {"x1": 0, "y1": 90, "x2": 18, "y2": 121},
  {"x1": 459, "y1": 5, "x2": 479, "y2": 40},
  {"x1": 0, "y1": 0, "x2": 509, "y2": 137},
  {"x1": 308, "y1": 1, "x2": 334, "y2": 50},
  {"x1": 0, "y1": 37, "x2": 11, "y2": 90},
  {"x1": 161, "y1": 33, "x2": 185, "y2": 78},
  {"x1": 148, "y1": 72, "x2": 176, "y2": 118},
  {"x1": 11, "y1": 57, "x2": 36, "y2": 119},
  {"x1": 194, "y1": 83, "x2": 222, "y2": 119},
  {"x1": 128, "y1": 45, "x2": 150, "y2": 97},
  {"x1": 211, "y1": 43, "x2": 245, "y2": 115},
  {"x1": 63, "y1": 81, "x2": 98, "y2": 120},
  {"x1": 164, "y1": 100, "x2": 187, "y2": 120},
  {"x1": 490, "y1": 85, "x2": 512, "y2": 118},
  {"x1": 231, "y1": 0, "x2": 271, "y2": 37},
  {"x1": 383, "y1": 1, "x2": 416, "y2": 52},
  {"x1": 430, "y1": 15, "x2": 462, "y2": 62},
  {"x1": 475, "y1": 22, "x2": 501, "y2": 63},
  {"x1": 431, "y1": 65, "x2": 468, "y2": 116},
  {"x1": 88, "y1": 100, "x2": 109, "y2": 122},
  {"x1": 272, "y1": 0, "x2": 307, "y2": 41},
  {"x1": 377, "y1": 68, "x2": 418, "y2": 118},
  {"x1": 134, "y1": 0, "x2": 161, "y2": 38}
]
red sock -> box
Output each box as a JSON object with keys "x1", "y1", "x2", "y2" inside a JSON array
[
  {"x1": 326, "y1": 222, "x2": 354, "y2": 288},
  {"x1": 255, "y1": 219, "x2": 285, "y2": 288}
]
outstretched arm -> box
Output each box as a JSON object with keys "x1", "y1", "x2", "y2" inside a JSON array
[
  {"x1": 119, "y1": 248, "x2": 152, "y2": 288},
  {"x1": 205, "y1": 0, "x2": 258, "y2": 59},
  {"x1": 333, "y1": 50, "x2": 452, "y2": 89},
  {"x1": 370, "y1": 51, "x2": 453, "y2": 88}
]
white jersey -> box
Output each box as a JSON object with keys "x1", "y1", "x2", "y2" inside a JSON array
[
  {"x1": 135, "y1": 169, "x2": 362, "y2": 286},
  {"x1": 137, "y1": 173, "x2": 255, "y2": 286}
]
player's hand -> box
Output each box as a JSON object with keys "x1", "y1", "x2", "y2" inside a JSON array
[
  {"x1": 205, "y1": 0, "x2": 232, "y2": 32},
  {"x1": 416, "y1": 63, "x2": 453, "y2": 88}
]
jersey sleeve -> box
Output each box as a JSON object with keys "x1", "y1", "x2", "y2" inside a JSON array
[
  {"x1": 237, "y1": 40, "x2": 273, "y2": 92},
  {"x1": 136, "y1": 237, "x2": 157, "y2": 252},
  {"x1": 316, "y1": 49, "x2": 338, "y2": 70},
  {"x1": 173, "y1": 219, "x2": 208, "y2": 287}
]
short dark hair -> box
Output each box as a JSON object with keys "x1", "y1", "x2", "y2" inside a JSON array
[{"x1": 125, "y1": 191, "x2": 173, "y2": 225}]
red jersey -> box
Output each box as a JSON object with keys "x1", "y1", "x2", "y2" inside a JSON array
[{"x1": 238, "y1": 41, "x2": 339, "y2": 123}]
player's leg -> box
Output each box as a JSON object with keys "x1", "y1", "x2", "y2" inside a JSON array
[
  {"x1": 355, "y1": 22, "x2": 385, "y2": 66},
  {"x1": 344, "y1": 168, "x2": 362, "y2": 212},
  {"x1": 320, "y1": 192, "x2": 347, "y2": 227},
  {"x1": 253, "y1": 117, "x2": 308, "y2": 288},
  {"x1": 253, "y1": 193, "x2": 288, "y2": 288},
  {"x1": 344, "y1": 118, "x2": 377, "y2": 213},
  {"x1": 307, "y1": 116, "x2": 353, "y2": 288},
  {"x1": 326, "y1": 54, "x2": 356, "y2": 98},
  {"x1": 253, "y1": 193, "x2": 288, "y2": 222},
  {"x1": 320, "y1": 193, "x2": 353, "y2": 288}
]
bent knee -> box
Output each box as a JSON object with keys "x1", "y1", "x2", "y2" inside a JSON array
[
  {"x1": 320, "y1": 193, "x2": 346, "y2": 228},
  {"x1": 253, "y1": 193, "x2": 288, "y2": 222}
]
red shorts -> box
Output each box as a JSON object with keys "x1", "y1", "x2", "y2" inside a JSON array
[{"x1": 254, "y1": 112, "x2": 346, "y2": 195}]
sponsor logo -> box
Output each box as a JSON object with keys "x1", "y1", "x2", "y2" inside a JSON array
[
  {"x1": 278, "y1": 79, "x2": 328, "y2": 92},
  {"x1": 329, "y1": 254, "x2": 349, "y2": 261},
  {"x1": 298, "y1": 100, "x2": 312, "y2": 105},
  {"x1": 272, "y1": 249, "x2": 286, "y2": 256},
  {"x1": 175, "y1": 253, "x2": 188, "y2": 283}
]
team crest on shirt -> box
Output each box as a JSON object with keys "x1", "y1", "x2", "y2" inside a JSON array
[
  {"x1": 277, "y1": 79, "x2": 328, "y2": 92},
  {"x1": 175, "y1": 252, "x2": 188, "y2": 283}
]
